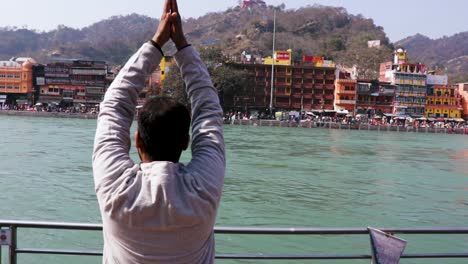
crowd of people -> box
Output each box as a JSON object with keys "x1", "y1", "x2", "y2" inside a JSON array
[
  {"x1": 225, "y1": 110, "x2": 468, "y2": 129},
  {"x1": 1, "y1": 103, "x2": 99, "y2": 114}
]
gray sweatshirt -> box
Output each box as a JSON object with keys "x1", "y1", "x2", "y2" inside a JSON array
[{"x1": 92, "y1": 43, "x2": 225, "y2": 264}]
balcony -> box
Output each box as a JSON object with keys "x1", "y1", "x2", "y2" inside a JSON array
[
  {"x1": 293, "y1": 83, "x2": 302, "y2": 89},
  {"x1": 303, "y1": 83, "x2": 313, "y2": 89},
  {"x1": 336, "y1": 89, "x2": 356, "y2": 95},
  {"x1": 291, "y1": 102, "x2": 302, "y2": 108},
  {"x1": 303, "y1": 94, "x2": 313, "y2": 99},
  {"x1": 314, "y1": 83, "x2": 324, "y2": 89},
  {"x1": 275, "y1": 82, "x2": 289, "y2": 88},
  {"x1": 325, "y1": 84, "x2": 335, "y2": 90},
  {"x1": 304, "y1": 73, "x2": 314, "y2": 79},
  {"x1": 255, "y1": 72, "x2": 265, "y2": 77},
  {"x1": 315, "y1": 74, "x2": 324, "y2": 79},
  {"x1": 293, "y1": 73, "x2": 303, "y2": 78},
  {"x1": 375, "y1": 102, "x2": 393, "y2": 106},
  {"x1": 275, "y1": 92, "x2": 290, "y2": 98},
  {"x1": 314, "y1": 94, "x2": 324, "y2": 99},
  {"x1": 292, "y1": 93, "x2": 302, "y2": 98},
  {"x1": 335, "y1": 100, "x2": 356, "y2": 105},
  {"x1": 275, "y1": 101, "x2": 290, "y2": 108},
  {"x1": 325, "y1": 74, "x2": 335, "y2": 80},
  {"x1": 325, "y1": 94, "x2": 334, "y2": 100},
  {"x1": 425, "y1": 104, "x2": 463, "y2": 110},
  {"x1": 275, "y1": 72, "x2": 287, "y2": 78}
]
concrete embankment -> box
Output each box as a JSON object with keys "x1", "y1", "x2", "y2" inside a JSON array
[
  {"x1": 230, "y1": 119, "x2": 468, "y2": 136},
  {"x1": 0, "y1": 110, "x2": 98, "y2": 119}
]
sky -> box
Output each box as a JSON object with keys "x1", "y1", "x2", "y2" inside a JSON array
[{"x1": 1, "y1": 0, "x2": 467, "y2": 42}]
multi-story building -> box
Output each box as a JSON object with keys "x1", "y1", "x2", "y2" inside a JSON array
[
  {"x1": 455, "y1": 83, "x2": 468, "y2": 120},
  {"x1": 425, "y1": 73, "x2": 463, "y2": 118},
  {"x1": 356, "y1": 80, "x2": 395, "y2": 116},
  {"x1": 35, "y1": 59, "x2": 108, "y2": 106},
  {"x1": 334, "y1": 79, "x2": 357, "y2": 114},
  {"x1": 0, "y1": 58, "x2": 35, "y2": 106},
  {"x1": 379, "y1": 48, "x2": 427, "y2": 117},
  {"x1": 234, "y1": 53, "x2": 336, "y2": 111}
]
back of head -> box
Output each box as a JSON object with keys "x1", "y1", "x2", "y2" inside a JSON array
[{"x1": 138, "y1": 97, "x2": 191, "y2": 162}]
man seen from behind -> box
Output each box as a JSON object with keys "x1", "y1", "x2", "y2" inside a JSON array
[{"x1": 92, "y1": 0, "x2": 225, "y2": 262}]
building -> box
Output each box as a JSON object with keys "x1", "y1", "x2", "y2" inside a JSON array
[
  {"x1": 425, "y1": 73, "x2": 463, "y2": 118},
  {"x1": 334, "y1": 79, "x2": 357, "y2": 114},
  {"x1": 379, "y1": 48, "x2": 427, "y2": 117},
  {"x1": 35, "y1": 59, "x2": 109, "y2": 106},
  {"x1": 234, "y1": 54, "x2": 336, "y2": 111},
  {"x1": 0, "y1": 58, "x2": 36, "y2": 106},
  {"x1": 455, "y1": 83, "x2": 468, "y2": 120},
  {"x1": 356, "y1": 80, "x2": 395, "y2": 116},
  {"x1": 240, "y1": 0, "x2": 266, "y2": 9}
]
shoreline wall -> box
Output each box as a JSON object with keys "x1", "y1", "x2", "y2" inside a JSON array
[
  {"x1": 230, "y1": 119, "x2": 468, "y2": 136},
  {"x1": 1, "y1": 110, "x2": 467, "y2": 136},
  {"x1": 0, "y1": 110, "x2": 98, "y2": 119}
]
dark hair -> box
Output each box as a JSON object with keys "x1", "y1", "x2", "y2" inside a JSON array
[{"x1": 137, "y1": 96, "x2": 191, "y2": 162}]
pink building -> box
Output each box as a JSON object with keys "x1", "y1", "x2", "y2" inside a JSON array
[{"x1": 456, "y1": 83, "x2": 468, "y2": 119}]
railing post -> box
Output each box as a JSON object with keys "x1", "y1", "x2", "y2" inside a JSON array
[{"x1": 8, "y1": 226, "x2": 16, "y2": 264}]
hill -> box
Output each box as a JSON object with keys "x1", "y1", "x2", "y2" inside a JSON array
[
  {"x1": 1, "y1": 5, "x2": 398, "y2": 79},
  {"x1": 395, "y1": 32, "x2": 468, "y2": 83}
]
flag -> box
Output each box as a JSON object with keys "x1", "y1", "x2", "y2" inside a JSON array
[{"x1": 368, "y1": 227, "x2": 407, "y2": 264}]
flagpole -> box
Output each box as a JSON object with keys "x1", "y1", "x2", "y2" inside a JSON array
[{"x1": 269, "y1": 8, "x2": 276, "y2": 116}]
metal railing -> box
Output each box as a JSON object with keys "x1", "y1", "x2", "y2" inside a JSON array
[{"x1": 1, "y1": 220, "x2": 468, "y2": 263}]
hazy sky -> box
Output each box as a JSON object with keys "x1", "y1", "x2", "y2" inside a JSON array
[{"x1": 1, "y1": 0, "x2": 467, "y2": 42}]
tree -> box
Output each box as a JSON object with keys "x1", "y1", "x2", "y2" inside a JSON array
[{"x1": 162, "y1": 47, "x2": 250, "y2": 110}]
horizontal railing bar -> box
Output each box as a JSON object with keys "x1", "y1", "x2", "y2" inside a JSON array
[
  {"x1": 215, "y1": 227, "x2": 468, "y2": 234},
  {"x1": 0, "y1": 220, "x2": 102, "y2": 231},
  {"x1": 13, "y1": 249, "x2": 468, "y2": 260},
  {"x1": 1, "y1": 220, "x2": 468, "y2": 234},
  {"x1": 218, "y1": 254, "x2": 370, "y2": 260},
  {"x1": 16, "y1": 248, "x2": 102, "y2": 256}
]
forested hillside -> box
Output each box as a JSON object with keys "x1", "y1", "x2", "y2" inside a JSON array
[
  {"x1": 0, "y1": 4, "x2": 465, "y2": 80},
  {"x1": 396, "y1": 32, "x2": 468, "y2": 83}
]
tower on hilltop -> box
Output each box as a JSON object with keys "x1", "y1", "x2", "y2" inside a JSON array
[{"x1": 240, "y1": 0, "x2": 267, "y2": 9}]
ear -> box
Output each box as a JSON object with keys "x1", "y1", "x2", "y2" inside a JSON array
[
  {"x1": 135, "y1": 130, "x2": 142, "y2": 149},
  {"x1": 182, "y1": 134, "x2": 190, "y2": 151}
]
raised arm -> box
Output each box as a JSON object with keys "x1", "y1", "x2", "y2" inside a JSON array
[
  {"x1": 92, "y1": 1, "x2": 173, "y2": 191},
  {"x1": 172, "y1": 3, "x2": 225, "y2": 198}
]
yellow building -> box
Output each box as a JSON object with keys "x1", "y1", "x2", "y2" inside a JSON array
[
  {"x1": 425, "y1": 86, "x2": 463, "y2": 118},
  {"x1": 264, "y1": 50, "x2": 292, "y2": 66},
  {"x1": 0, "y1": 58, "x2": 35, "y2": 105}
]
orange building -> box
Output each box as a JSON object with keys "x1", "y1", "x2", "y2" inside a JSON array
[
  {"x1": 455, "y1": 83, "x2": 468, "y2": 120},
  {"x1": 234, "y1": 63, "x2": 336, "y2": 111},
  {"x1": 334, "y1": 79, "x2": 357, "y2": 114},
  {"x1": 0, "y1": 58, "x2": 35, "y2": 105}
]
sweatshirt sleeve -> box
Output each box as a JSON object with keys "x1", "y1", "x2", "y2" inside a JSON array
[
  {"x1": 92, "y1": 43, "x2": 163, "y2": 192},
  {"x1": 175, "y1": 46, "x2": 226, "y2": 201}
]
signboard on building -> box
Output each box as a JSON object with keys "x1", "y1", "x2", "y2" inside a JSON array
[
  {"x1": 275, "y1": 51, "x2": 290, "y2": 61},
  {"x1": 427, "y1": 74, "x2": 448, "y2": 85}
]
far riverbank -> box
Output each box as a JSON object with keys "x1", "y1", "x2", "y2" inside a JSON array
[
  {"x1": 0, "y1": 110, "x2": 98, "y2": 119},
  {"x1": 2, "y1": 110, "x2": 467, "y2": 136},
  {"x1": 230, "y1": 119, "x2": 468, "y2": 136}
]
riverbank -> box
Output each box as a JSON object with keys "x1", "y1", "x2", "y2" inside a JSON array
[
  {"x1": 2, "y1": 110, "x2": 466, "y2": 135},
  {"x1": 230, "y1": 119, "x2": 468, "y2": 135},
  {"x1": 0, "y1": 110, "x2": 98, "y2": 119}
]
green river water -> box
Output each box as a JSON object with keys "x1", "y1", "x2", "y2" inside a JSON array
[{"x1": 0, "y1": 115, "x2": 467, "y2": 263}]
